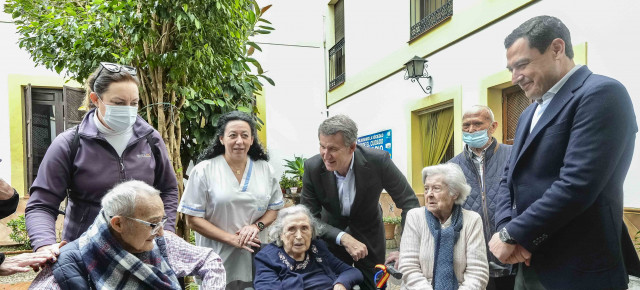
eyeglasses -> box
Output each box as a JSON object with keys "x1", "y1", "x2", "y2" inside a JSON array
[{"x1": 121, "y1": 216, "x2": 168, "y2": 235}]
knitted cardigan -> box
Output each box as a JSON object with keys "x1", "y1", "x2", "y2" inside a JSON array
[{"x1": 399, "y1": 207, "x2": 489, "y2": 290}]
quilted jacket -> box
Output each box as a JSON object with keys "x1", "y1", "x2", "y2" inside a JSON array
[{"x1": 448, "y1": 138, "x2": 513, "y2": 277}]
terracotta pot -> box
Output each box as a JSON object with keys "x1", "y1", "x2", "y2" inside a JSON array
[{"x1": 384, "y1": 223, "x2": 396, "y2": 240}]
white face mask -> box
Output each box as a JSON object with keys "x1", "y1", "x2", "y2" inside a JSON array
[{"x1": 98, "y1": 97, "x2": 138, "y2": 132}]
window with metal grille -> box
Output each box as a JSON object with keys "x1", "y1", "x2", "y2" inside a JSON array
[
  {"x1": 329, "y1": 0, "x2": 345, "y2": 90},
  {"x1": 501, "y1": 85, "x2": 532, "y2": 145},
  {"x1": 410, "y1": 0, "x2": 453, "y2": 40},
  {"x1": 24, "y1": 85, "x2": 86, "y2": 191}
]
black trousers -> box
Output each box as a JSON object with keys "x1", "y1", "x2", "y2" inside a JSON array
[{"x1": 487, "y1": 275, "x2": 516, "y2": 290}]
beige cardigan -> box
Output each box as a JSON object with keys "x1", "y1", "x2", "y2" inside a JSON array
[{"x1": 399, "y1": 207, "x2": 489, "y2": 290}]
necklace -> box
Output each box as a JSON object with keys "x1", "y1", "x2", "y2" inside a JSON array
[
  {"x1": 224, "y1": 156, "x2": 246, "y2": 176},
  {"x1": 229, "y1": 165, "x2": 245, "y2": 175}
]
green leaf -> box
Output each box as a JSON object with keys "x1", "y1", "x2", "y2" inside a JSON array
[
  {"x1": 237, "y1": 106, "x2": 251, "y2": 113},
  {"x1": 203, "y1": 99, "x2": 215, "y2": 105},
  {"x1": 246, "y1": 41, "x2": 262, "y2": 52},
  {"x1": 258, "y1": 75, "x2": 275, "y2": 86}
]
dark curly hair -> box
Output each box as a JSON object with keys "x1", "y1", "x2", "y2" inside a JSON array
[
  {"x1": 197, "y1": 111, "x2": 268, "y2": 163},
  {"x1": 504, "y1": 15, "x2": 574, "y2": 59}
]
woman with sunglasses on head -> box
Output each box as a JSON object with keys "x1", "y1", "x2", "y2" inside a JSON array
[{"x1": 25, "y1": 62, "x2": 179, "y2": 258}]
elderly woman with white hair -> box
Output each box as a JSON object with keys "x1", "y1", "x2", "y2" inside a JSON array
[
  {"x1": 254, "y1": 205, "x2": 363, "y2": 289},
  {"x1": 29, "y1": 180, "x2": 226, "y2": 289},
  {"x1": 399, "y1": 163, "x2": 489, "y2": 289}
]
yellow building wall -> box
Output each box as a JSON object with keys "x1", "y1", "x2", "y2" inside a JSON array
[{"x1": 255, "y1": 90, "x2": 267, "y2": 146}]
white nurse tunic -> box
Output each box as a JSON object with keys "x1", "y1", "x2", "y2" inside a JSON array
[{"x1": 178, "y1": 155, "x2": 284, "y2": 284}]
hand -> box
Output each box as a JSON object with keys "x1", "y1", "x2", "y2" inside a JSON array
[
  {"x1": 236, "y1": 224, "x2": 261, "y2": 248},
  {"x1": 489, "y1": 233, "x2": 516, "y2": 264},
  {"x1": 0, "y1": 178, "x2": 14, "y2": 200},
  {"x1": 506, "y1": 245, "x2": 532, "y2": 266},
  {"x1": 36, "y1": 241, "x2": 68, "y2": 257},
  {"x1": 385, "y1": 250, "x2": 400, "y2": 269},
  {"x1": 340, "y1": 234, "x2": 368, "y2": 262},
  {"x1": 0, "y1": 251, "x2": 56, "y2": 276},
  {"x1": 333, "y1": 283, "x2": 347, "y2": 290},
  {"x1": 229, "y1": 233, "x2": 260, "y2": 253}
]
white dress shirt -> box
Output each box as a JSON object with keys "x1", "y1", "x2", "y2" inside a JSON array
[
  {"x1": 530, "y1": 64, "x2": 582, "y2": 132},
  {"x1": 334, "y1": 152, "x2": 355, "y2": 245}
]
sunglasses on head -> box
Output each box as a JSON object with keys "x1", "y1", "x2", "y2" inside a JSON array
[
  {"x1": 99, "y1": 62, "x2": 137, "y2": 76},
  {"x1": 93, "y1": 62, "x2": 138, "y2": 92}
]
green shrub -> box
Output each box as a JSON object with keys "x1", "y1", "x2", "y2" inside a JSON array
[
  {"x1": 382, "y1": 216, "x2": 402, "y2": 225},
  {"x1": 7, "y1": 215, "x2": 31, "y2": 250}
]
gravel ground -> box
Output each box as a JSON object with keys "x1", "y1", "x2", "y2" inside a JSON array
[
  {"x1": 4, "y1": 245, "x2": 638, "y2": 290},
  {"x1": 0, "y1": 268, "x2": 38, "y2": 286}
]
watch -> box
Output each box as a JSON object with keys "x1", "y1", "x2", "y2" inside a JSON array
[
  {"x1": 255, "y1": 221, "x2": 265, "y2": 232},
  {"x1": 499, "y1": 227, "x2": 516, "y2": 244}
]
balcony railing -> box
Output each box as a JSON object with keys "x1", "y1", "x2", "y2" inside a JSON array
[
  {"x1": 410, "y1": 0, "x2": 453, "y2": 40},
  {"x1": 328, "y1": 38, "x2": 345, "y2": 90}
]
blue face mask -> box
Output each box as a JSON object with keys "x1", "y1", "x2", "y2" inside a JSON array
[{"x1": 462, "y1": 129, "x2": 489, "y2": 148}]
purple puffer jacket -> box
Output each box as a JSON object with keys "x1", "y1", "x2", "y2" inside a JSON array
[{"x1": 25, "y1": 109, "x2": 178, "y2": 251}]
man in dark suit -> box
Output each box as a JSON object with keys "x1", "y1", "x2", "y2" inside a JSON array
[
  {"x1": 302, "y1": 115, "x2": 420, "y2": 290},
  {"x1": 490, "y1": 16, "x2": 639, "y2": 289}
]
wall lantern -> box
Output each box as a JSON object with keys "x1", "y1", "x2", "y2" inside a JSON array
[{"x1": 404, "y1": 56, "x2": 432, "y2": 94}]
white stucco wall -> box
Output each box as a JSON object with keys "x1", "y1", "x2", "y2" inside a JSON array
[
  {"x1": 0, "y1": 0, "x2": 61, "y2": 182},
  {"x1": 327, "y1": 0, "x2": 640, "y2": 206},
  {"x1": 253, "y1": 0, "x2": 327, "y2": 176}
]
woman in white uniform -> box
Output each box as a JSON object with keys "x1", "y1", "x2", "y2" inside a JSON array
[{"x1": 178, "y1": 111, "x2": 284, "y2": 289}]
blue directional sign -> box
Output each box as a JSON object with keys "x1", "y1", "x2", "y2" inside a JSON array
[{"x1": 357, "y1": 129, "x2": 392, "y2": 159}]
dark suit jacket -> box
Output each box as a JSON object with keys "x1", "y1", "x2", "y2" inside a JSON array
[
  {"x1": 494, "y1": 66, "x2": 639, "y2": 289},
  {"x1": 0, "y1": 190, "x2": 19, "y2": 219},
  {"x1": 301, "y1": 145, "x2": 419, "y2": 269}
]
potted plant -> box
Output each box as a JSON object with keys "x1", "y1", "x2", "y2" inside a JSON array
[
  {"x1": 382, "y1": 216, "x2": 401, "y2": 240},
  {"x1": 282, "y1": 155, "x2": 307, "y2": 204},
  {"x1": 279, "y1": 173, "x2": 290, "y2": 194},
  {"x1": 288, "y1": 177, "x2": 303, "y2": 195},
  {"x1": 284, "y1": 155, "x2": 307, "y2": 181}
]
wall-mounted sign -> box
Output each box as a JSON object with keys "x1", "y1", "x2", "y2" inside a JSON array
[{"x1": 357, "y1": 129, "x2": 392, "y2": 159}]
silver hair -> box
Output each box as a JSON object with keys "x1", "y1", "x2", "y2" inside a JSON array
[
  {"x1": 101, "y1": 180, "x2": 161, "y2": 217},
  {"x1": 422, "y1": 163, "x2": 471, "y2": 205},
  {"x1": 463, "y1": 105, "x2": 495, "y2": 123},
  {"x1": 318, "y1": 114, "x2": 358, "y2": 147},
  {"x1": 268, "y1": 205, "x2": 323, "y2": 247}
]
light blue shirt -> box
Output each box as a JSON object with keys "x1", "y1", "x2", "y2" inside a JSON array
[
  {"x1": 334, "y1": 153, "x2": 355, "y2": 245},
  {"x1": 530, "y1": 64, "x2": 582, "y2": 132}
]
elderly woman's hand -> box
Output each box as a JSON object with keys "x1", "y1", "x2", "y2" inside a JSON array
[
  {"x1": 333, "y1": 283, "x2": 347, "y2": 290},
  {"x1": 230, "y1": 229, "x2": 260, "y2": 253},
  {"x1": 236, "y1": 224, "x2": 261, "y2": 247}
]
